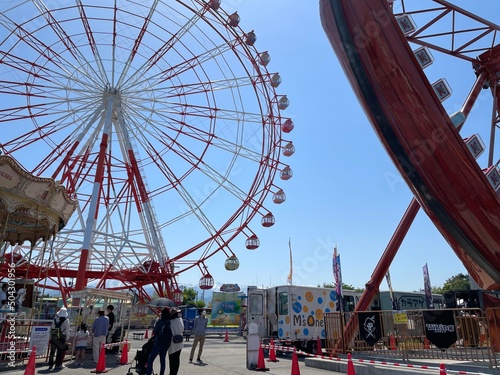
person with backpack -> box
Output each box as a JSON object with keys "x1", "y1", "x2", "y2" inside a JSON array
[
  {"x1": 48, "y1": 307, "x2": 70, "y2": 370},
  {"x1": 146, "y1": 307, "x2": 172, "y2": 375},
  {"x1": 168, "y1": 308, "x2": 184, "y2": 375}
]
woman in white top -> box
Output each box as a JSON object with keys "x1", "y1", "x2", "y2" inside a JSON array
[
  {"x1": 168, "y1": 308, "x2": 184, "y2": 375},
  {"x1": 74, "y1": 323, "x2": 90, "y2": 366}
]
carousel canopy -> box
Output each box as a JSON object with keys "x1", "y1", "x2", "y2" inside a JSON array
[{"x1": 0, "y1": 155, "x2": 78, "y2": 245}]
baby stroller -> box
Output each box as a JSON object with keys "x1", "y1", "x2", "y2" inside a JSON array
[{"x1": 127, "y1": 336, "x2": 155, "y2": 375}]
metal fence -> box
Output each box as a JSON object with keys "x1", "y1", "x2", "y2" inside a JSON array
[
  {"x1": 324, "y1": 308, "x2": 499, "y2": 369},
  {"x1": 0, "y1": 318, "x2": 52, "y2": 364}
]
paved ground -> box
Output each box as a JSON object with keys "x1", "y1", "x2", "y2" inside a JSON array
[
  {"x1": 4, "y1": 334, "x2": 343, "y2": 375},
  {"x1": 3, "y1": 332, "x2": 498, "y2": 375}
]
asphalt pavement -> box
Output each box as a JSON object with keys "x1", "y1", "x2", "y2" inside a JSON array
[
  {"x1": 5, "y1": 333, "x2": 343, "y2": 375},
  {"x1": 5, "y1": 332, "x2": 498, "y2": 375}
]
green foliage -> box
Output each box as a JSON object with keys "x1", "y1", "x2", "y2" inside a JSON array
[
  {"x1": 195, "y1": 300, "x2": 206, "y2": 309},
  {"x1": 321, "y1": 283, "x2": 365, "y2": 293},
  {"x1": 182, "y1": 287, "x2": 197, "y2": 305},
  {"x1": 433, "y1": 273, "x2": 470, "y2": 294}
]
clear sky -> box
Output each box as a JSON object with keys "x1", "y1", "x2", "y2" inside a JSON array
[
  {"x1": 1, "y1": 1, "x2": 498, "y2": 296},
  {"x1": 175, "y1": 0, "x2": 500, "y2": 293}
]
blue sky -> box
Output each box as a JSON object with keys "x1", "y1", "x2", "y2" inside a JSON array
[
  {"x1": 174, "y1": 0, "x2": 499, "y2": 293},
  {"x1": 1, "y1": 1, "x2": 498, "y2": 296}
]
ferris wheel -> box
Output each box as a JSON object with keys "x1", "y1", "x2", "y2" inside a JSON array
[
  {"x1": 0, "y1": 0, "x2": 294, "y2": 301},
  {"x1": 391, "y1": 0, "x2": 500, "y2": 288},
  {"x1": 393, "y1": 0, "x2": 500, "y2": 162}
]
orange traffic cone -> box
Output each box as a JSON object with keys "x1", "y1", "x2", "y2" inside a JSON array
[
  {"x1": 119, "y1": 341, "x2": 128, "y2": 365},
  {"x1": 224, "y1": 330, "x2": 229, "y2": 342},
  {"x1": 389, "y1": 334, "x2": 397, "y2": 350},
  {"x1": 95, "y1": 343, "x2": 107, "y2": 373},
  {"x1": 267, "y1": 338, "x2": 279, "y2": 362},
  {"x1": 291, "y1": 348, "x2": 300, "y2": 375},
  {"x1": 255, "y1": 344, "x2": 269, "y2": 371},
  {"x1": 423, "y1": 337, "x2": 430, "y2": 349},
  {"x1": 347, "y1": 353, "x2": 356, "y2": 375},
  {"x1": 316, "y1": 337, "x2": 322, "y2": 356},
  {"x1": 144, "y1": 329, "x2": 149, "y2": 339},
  {"x1": 24, "y1": 346, "x2": 36, "y2": 375},
  {"x1": 439, "y1": 363, "x2": 447, "y2": 375}
]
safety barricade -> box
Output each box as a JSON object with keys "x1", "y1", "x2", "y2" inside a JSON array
[
  {"x1": 324, "y1": 308, "x2": 498, "y2": 369},
  {"x1": 261, "y1": 342, "x2": 492, "y2": 375}
]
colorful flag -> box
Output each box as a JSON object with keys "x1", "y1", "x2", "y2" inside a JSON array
[
  {"x1": 423, "y1": 263, "x2": 434, "y2": 309},
  {"x1": 287, "y1": 238, "x2": 293, "y2": 285},
  {"x1": 333, "y1": 246, "x2": 343, "y2": 312}
]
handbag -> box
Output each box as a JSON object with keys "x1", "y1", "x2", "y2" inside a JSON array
[{"x1": 173, "y1": 334, "x2": 183, "y2": 343}]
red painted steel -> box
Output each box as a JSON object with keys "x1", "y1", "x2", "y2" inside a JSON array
[{"x1": 320, "y1": 0, "x2": 500, "y2": 290}]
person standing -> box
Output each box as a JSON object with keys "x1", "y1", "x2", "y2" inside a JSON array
[
  {"x1": 92, "y1": 310, "x2": 109, "y2": 364},
  {"x1": 168, "y1": 308, "x2": 184, "y2": 375},
  {"x1": 146, "y1": 308, "x2": 172, "y2": 375},
  {"x1": 48, "y1": 307, "x2": 70, "y2": 370},
  {"x1": 0, "y1": 283, "x2": 7, "y2": 306},
  {"x1": 106, "y1": 304, "x2": 115, "y2": 343},
  {"x1": 74, "y1": 323, "x2": 89, "y2": 366},
  {"x1": 189, "y1": 309, "x2": 208, "y2": 363}
]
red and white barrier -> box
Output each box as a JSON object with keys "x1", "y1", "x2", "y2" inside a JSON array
[{"x1": 260, "y1": 343, "x2": 491, "y2": 375}]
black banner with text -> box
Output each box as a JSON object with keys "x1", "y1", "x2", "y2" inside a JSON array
[{"x1": 423, "y1": 310, "x2": 457, "y2": 350}]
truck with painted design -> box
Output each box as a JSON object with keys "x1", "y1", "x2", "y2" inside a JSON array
[{"x1": 246, "y1": 285, "x2": 360, "y2": 352}]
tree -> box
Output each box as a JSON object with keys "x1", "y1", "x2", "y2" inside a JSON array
[
  {"x1": 182, "y1": 287, "x2": 197, "y2": 306},
  {"x1": 433, "y1": 273, "x2": 470, "y2": 294},
  {"x1": 195, "y1": 300, "x2": 206, "y2": 309},
  {"x1": 321, "y1": 283, "x2": 364, "y2": 293}
]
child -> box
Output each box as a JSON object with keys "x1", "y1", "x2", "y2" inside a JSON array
[{"x1": 74, "y1": 323, "x2": 89, "y2": 366}]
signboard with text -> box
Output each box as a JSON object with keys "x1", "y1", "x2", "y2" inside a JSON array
[{"x1": 29, "y1": 326, "x2": 50, "y2": 355}]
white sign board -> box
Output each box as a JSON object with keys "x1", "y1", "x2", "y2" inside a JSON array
[{"x1": 29, "y1": 326, "x2": 51, "y2": 355}]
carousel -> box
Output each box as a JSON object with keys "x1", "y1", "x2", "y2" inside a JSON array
[{"x1": 0, "y1": 154, "x2": 77, "y2": 355}]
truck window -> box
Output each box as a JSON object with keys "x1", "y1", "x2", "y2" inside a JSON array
[
  {"x1": 344, "y1": 295, "x2": 355, "y2": 312},
  {"x1": 278, "y1": 292, "x2": 288, "y2": 315},
  {"x1": 249, "y1": 294, "x2": 263, "y2": 315}
]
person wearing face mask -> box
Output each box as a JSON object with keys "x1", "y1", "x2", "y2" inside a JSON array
[{"x1": 188, "y1": 309, "x2": 208, "y2": 363}]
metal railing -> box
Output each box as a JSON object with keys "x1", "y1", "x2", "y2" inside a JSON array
[
  {"x1": 324, "y1": 308, "x2": 498, "y2": 369},
  {"x1": 0, "y1": 318, "x2": 52, "y2": 364}
]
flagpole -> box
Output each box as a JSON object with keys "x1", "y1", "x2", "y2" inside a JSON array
[
  {"x1": 287, "y1": 238, "x2": 293, "y2": 285},
  {"x1": 333, "y1": 245, "x2": 343, "y2": 313}
]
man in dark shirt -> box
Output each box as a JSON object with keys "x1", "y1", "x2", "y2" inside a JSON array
[
  {"x1": 106, "y1": 305, "x2": 115, "y2": 332},
  {"x1": 106, "y1": 304, "x2": 115, "y2": 344}
]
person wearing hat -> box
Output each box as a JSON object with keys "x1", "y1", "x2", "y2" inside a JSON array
[
  {"x1": 168, "y1": 308, "x2": 184, "y2": 375},
  {"x1": 48, "y1": 307, "x2": 70, "y2": 370}
]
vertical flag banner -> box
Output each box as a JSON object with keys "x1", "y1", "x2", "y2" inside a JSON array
[
  {"x1": 287, "y1": 238, "x2": 293, "y2": 285},
  {"x1": 333, "y1": 246, "x2": 343, "y2": 312},
  {"x1": 423, "y1": 263, "x2": 434, "y2": 309},
  {"x1": 385, "y1": 270, "x2": 397, "y2": 310}
]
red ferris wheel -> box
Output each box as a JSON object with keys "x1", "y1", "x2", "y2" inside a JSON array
[{"x1": 0, "y1": 0, "x2": 294, "y2": 302}]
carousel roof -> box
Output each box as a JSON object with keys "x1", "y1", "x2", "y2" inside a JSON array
[{"x1": 0, "y1": 155, "x2": 78, "y2": 245}]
